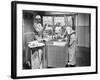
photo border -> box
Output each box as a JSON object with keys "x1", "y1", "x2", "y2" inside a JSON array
[{"x1": 11, "y1": 1, "x2": 98, "y2": 79}]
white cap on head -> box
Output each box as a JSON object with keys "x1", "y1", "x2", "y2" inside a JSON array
[
  {"x1": 35, "y1": 15, "x2": 41, "y2": 19},
  {"x1": 66, "y1": 26, "x2": 72, "y2": 34},
  {"x1": 66, "y1": 26, "x2": 72, "y2": 30}
]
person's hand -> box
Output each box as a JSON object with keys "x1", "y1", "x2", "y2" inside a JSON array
[{"x1": 60, "y1": 35, "x2": 64, "y2": 38}]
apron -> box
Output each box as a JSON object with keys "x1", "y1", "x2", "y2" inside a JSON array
[
  {"x1": 31, "y1": 23, "x2": 43, "y2": 69},
  {"x1": 31, "y1": 49, "x2": 43, "y2": 69}
]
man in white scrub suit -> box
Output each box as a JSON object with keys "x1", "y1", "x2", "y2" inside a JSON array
[
  {"x1": 65, "y1": 26, "x2": 77, "y2": 67},
  {"x1": 32, "y1": 15, "x2": 44, "y2": 69}
]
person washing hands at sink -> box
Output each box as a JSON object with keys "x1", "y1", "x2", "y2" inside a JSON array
[{"x1": 64, "y1": 26, "x2": 77, "y2": 67}]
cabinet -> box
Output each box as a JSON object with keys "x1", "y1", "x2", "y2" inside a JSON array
[{"x1": 46, "y1": 41, "x2": 68, "y2": 68}]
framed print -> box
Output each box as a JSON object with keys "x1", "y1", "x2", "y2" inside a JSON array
[{"x1": 11, "y1": 1, "x2": 98, "y2": 79}]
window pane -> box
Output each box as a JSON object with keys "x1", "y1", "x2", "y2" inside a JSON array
[{"x1": 54, "y1": 17, "x2": 65, "y2": 26}]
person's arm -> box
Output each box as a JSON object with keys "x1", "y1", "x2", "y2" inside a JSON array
[
  {"x1": 63, "y1": 30, "x2": 68, "y2": 38},
  {"x1": 41, "y1": 24, "x2": 46, "y2": 34},
  {"x1": 34, "y1": 23, "x2": 41, "y2": 33}
]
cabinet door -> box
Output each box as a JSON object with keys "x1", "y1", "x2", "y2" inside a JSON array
[{"x1": 47, "y1": 45, "x2": 68, "y2": 68}]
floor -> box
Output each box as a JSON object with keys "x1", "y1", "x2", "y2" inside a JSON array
[
  {"x1": 47, "y1": 46, "x2": 91, "y2": 68},
  {"x1": 75, "y1": 46, "x2": 91, "y2": 67},
  {"x1": 23, "y1": 46, "x2": 91, "y2": 69}
]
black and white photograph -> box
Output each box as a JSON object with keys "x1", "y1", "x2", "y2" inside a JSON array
[
  {"x1": 11, "y1": 1, "x2": 97, "y2": 79},
  {"x1": 22, "y1": 10, "x2": 91, "y2": 69}
]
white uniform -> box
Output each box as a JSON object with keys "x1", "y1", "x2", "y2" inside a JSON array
[
  {"x1": 55, "y1": 26, "x2": 61, "y2": 34},
  {"x1": 34, "y1": 23, "x2": 43, "y2": 34},
  {"x1": 64, "y1": 26, "x2": 77, "y2": 66},
  {"x1": 31, "y1": 49, "x2": 43, "y2": 69},
  {"x1": 32, "y1": 22, "x2": 43, "y2": 69},
  {"x1": 31, "y1": 50, "x2": 40, "y2": 69},
  {"x1": 68, "y1": 32, "x2": 77, "y2": 65}
]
